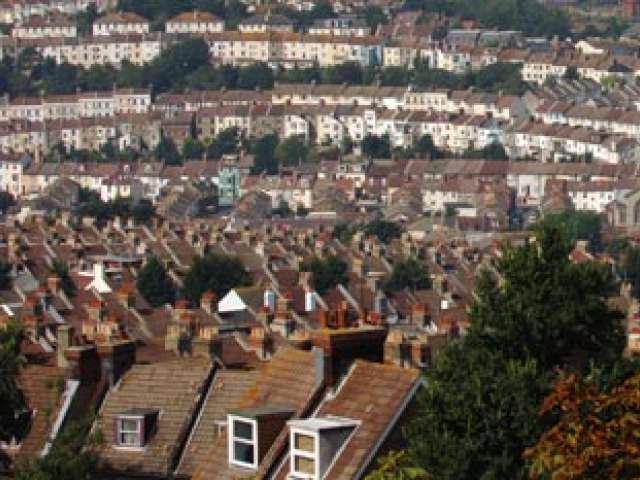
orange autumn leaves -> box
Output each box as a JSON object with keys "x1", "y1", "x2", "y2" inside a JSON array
[{"x1": 525, "y1": 373, "x2": 640, "y2": 479}]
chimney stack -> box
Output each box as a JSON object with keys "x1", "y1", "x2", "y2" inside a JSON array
[{"x1": 56, "y1": 323, "x2": 74, "y2": 368}]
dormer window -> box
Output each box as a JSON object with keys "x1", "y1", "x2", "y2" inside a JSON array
[
  {"x1": 114, "y1": 409, "x2": 158, "y2": 449},
  {"x1": 291, "y1": 432, "x2": 316, "y2": 477},
  {"x1": 288, "y1": 417, "x2": 358, "y2": 480},
  {"x1": 228, "y1": 415, "x2": 257, "y2": 468},
  {"x1": 228, "y1": 407, "x2": 294, "y2": 470}
]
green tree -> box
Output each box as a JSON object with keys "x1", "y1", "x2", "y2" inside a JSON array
[
  {"x1": 563, "y1": 65, "x2": 579, "y2": 80},
  {"x1": 361, "y1": 134, "x2": 391, "y2": 158},
  {"x1": 75, "y1": 4, "x2": 98, "y2": 35},
  {"x1": 182, "y1": 253, "x2": 251, "y2": 305},
  {"x1": 362, "y1": 5, "x2": 388, "y2": 32},
  {"x1": 415, "y1": 134, "x2": 441, "y2": 159},
  {"x1": 50, "y1": 259, "x2": 76, "y2": 297},
  {"x1": 0, "y1": 191, "x2": 15, "y2": 213},
  {"x1": 154, "y1": 135, "x2": 182, "y2": 165},
  {"x1": 0, "y1": 260, "x2": 11, "y2": 290},
  {"x1": 131, "y1": 199, "x2": 155, "y2": 225},
  {"x1": 250, "y1": 134, "x2": 279, "y2": 174},
  {"x1": 15, "y1": 416, "x2": 99, "y2": 480},
  {"x1": 365, "y1": 450, "x2": 430, "y2": 480},
  {"x1": 206, "y1": 127, "x2": 239, "y2": 159},
  {"x1": 275, "y1": 136, "x2": 308, "y2": 167},
  {"x1": 539, "y1": 210, "x2": 602, "y2": 252},
  {"x1": 385, "y1": 258, "x2": 430, "y2": 292},
  {"x1": 364, "y1": 219, "x2": 402, "y2": 244},
  {"x1": 619, "y1": 245, "x2": 640, "y2": 298},
  {"x1": 183, "y1": 138, "x2": 205, "y2": 160},
  {"x1": 237, "y1": 62, "x2": 275, "y2": 90},
  {"x1": 408, "y1": 344, "x2": 548, "y2": 480},
  {"x1": 300, "y1": 255, "x2": 348, "y2": 295},
  {"x1": 136, "y1": 256, "x2": 176, "y2": 307},
  {"x1": 407, "y1": 225, "x2": 627, "y2": 479},
  {"x1": 380, "y1": 67, "x2": 410, "y2": 86},
  {"x1": 0, "y1": 324, "x2": 24, "y2": 443}
]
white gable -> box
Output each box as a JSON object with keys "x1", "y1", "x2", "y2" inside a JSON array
[{"x1": 217, "y1": 289, "x2": 247, "y2": 313}]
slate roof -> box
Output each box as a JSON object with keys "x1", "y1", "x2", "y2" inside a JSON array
[
  {"x1": 94, "y1": 358, "x2": 213, "y2": 478},
  {"x1": 176, "y1": 369, "x2": 259, "y2": 477}
]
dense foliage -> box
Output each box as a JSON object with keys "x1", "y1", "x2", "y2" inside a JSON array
[
  {"x1": 539, "y1": 210, "x2": 603, "y2": 252},
  {"x1": 182, "y1": 253, "x2": 251, "y2": 305},
  {"x1": 406, "y1": 225, "x2": 627, "y2": 479},
  {"x1": 385, "y1": 258, "x2": 430, "y2": 292},
  {"x1": 364, "y1": 220, "x2": 403, "y2": 244},
  {"x1": 525, "y1": 372, "x2": 640, "y2": 479},
  {"x1": 0, "y1": 325, "x2": 24, "y2": 443},
  {"x1": 15, "y1": 416, "x2": 99, "y2": 480},
  {"x1": 136, "y1": 256, "x2": 176, "y2": 307},
  {"x1": 412, "y1": 0, "x2": 570, "y2": 37},
  {"x1": 300, "y1": 255, "x2": 349, "y2": 295},
  {"x1": 50, "y1": 259, "x2": 76, "y2": 298}
]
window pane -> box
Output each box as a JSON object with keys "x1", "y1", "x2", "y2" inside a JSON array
[
  {"x1": 120, "y1": 432, "x2": 139, "y2": 446},
  {"x1": 295, "y1": 455, "x2": 315, "y2": 474},
  {"x1": 120, "y1": 419, "x2": 138, "y2": 432},
  {"x1": 294, "y1": 433, "x2": 314, "y2": 453},
  {"x1": 233, "y1": 420, "x2": 253, "y2": 440},
  {"x1": 234, "y1": 441, "x2": 254, "y2": 465}
]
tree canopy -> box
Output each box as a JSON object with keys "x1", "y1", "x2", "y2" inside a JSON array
[
  {"x1": 300, "y1": 255, "x2": 349, "y2": 295},
  {"x1": 406, "y1": 224, "x2": 627, "y2": 479},
  {"x1": 364, "y1": 220, "x2": 403, "y2": 244},
  {"x1": 525, "y1": 371, "x2": 640, "y2": 479},
  {"x1": 0, "y1": 324, "x2": 24, "y2": 443},
  {"x1": 182, "y1": 253, "x2": 251, "y2": 305},
  {"x1": 385, "y1": 258, "x2": 430, "y2": 292},
  {"x1": 136, "y1": 257, "x2": 176, "y2": 307}
]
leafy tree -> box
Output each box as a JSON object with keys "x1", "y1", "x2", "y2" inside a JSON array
[
  {"x1": 468, "y1": 225, "x2": 624, "y2": 370},
  {"x1": 385, "y1": 258, "x2": 430, "y2": 292},
  {"x1": 0, "y1": 324, "x2": 24, "y2": 443},
  {"x1": 362, "y1": 134, "x2": 391, "y2": 158},
  {"x1": 275, "y1": 136, "x2": 308, "y2": 167},
  {"x1": 407, "y1": 225, "x2": 627, "y2": 479},
  {"x1": 183, "y1": 138, "x2": 205, "y2": 160},
  {"x1": 237, "y1": 63, "x2": 274, "y2": 90},
  {"x1": 131, "y1": 199, "x2": 155, "y2": 225},
  {"x1": 206, "y1": 127, "x2": 239, "y2": 159},
  {"x1": 333, "y1": 223, "x2": 358, "y2": 244},
  {"x1": 362, "y1": 5, "x2": 388, "y2": 32},
  {"x1": 619, "y1": 245, "x2": 640, "y2": 298},
  {"x1": 415, "y1": 134, "x2": 441, "y2": 159},
  {"x1": 136, "y1": 256, "x2": 176, "y2": 307},
  {"x1": 0, "y1": 260, "x2": 11, "y2": 290},
  {"x1": 250, "y1": 134, "x2": 279, "y2": 174},
  {"x1": 409, "y1": 343, "x2": 549, "y2": 480},
  {"x1": 154, "y1": 135, "x2": 182, "y2": 165},
  {"x1": 300, "y1": 255, "x2": 348, "y2": 295},
  {"x1": 364, "y1": 219, "x2": 402, "y2": 244},
  {"x1": 539, "y1": 210, "x2": 602, "y2": 252},
  {"x1": 380, "y1": 67, "x2": 410, "y2": 86},
  {"x1": 0, "y1": 190, "x2": 16, "y2": 212},
  {"x1": 418, "y1": 0, "x2": 569, "y2": 37},
  {"x1": 15, "y1": 415, "x2": 99, "y2": 480},
  {"x1": 50, "y1": 259, "x2": 76, "y2": 297},
  {"x1": 75, "y1": 4, "x2": 99, "y2": 35},
  {"x1": 563, "y1": 65, "x2": 579, "y2": 80},
  {"x1": 321, "y1": 62, "x2": 364, "y2": 85},
  {"x1": 525, "y1": 371, "x2": 640, "y2": 479},
  {"x1": 182, "y1": 253, "x2": 251, "y2": 305},
  {"x1": 365, "y1": 450, "x2": 430, "y2": 480}
]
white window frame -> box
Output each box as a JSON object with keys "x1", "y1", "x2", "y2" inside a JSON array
[
  {"x1": 117, "y1": 415, "x2": 142, "y2": 447},
  {"x1": 289, "y1": 428, "x2": 318, "y2": 479},
  {"x1": 228, "y1": 415, "x2": 258, "y2": 469}
]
